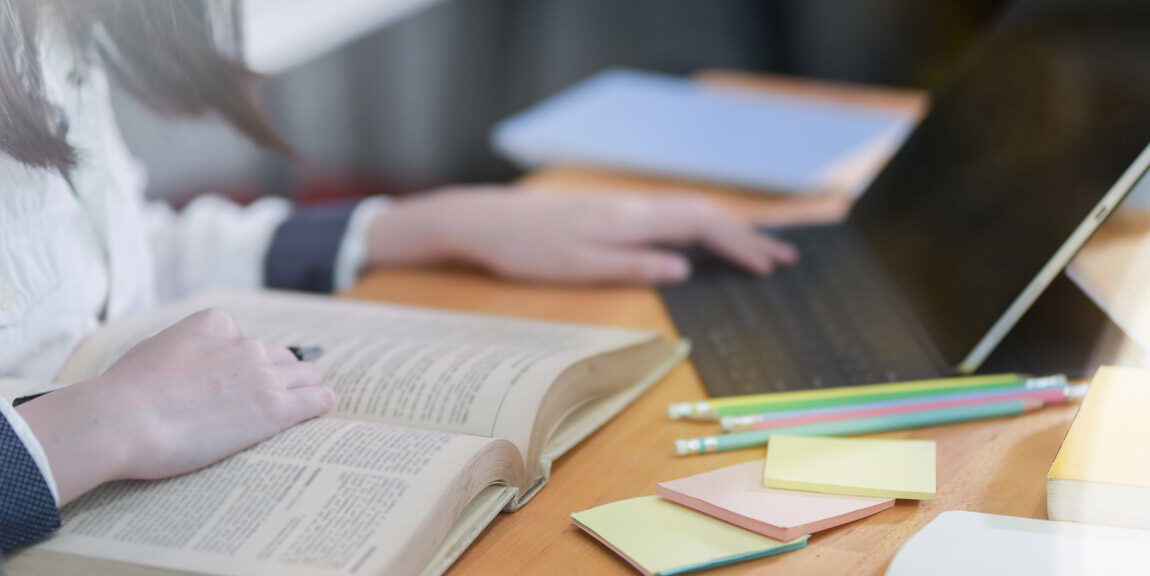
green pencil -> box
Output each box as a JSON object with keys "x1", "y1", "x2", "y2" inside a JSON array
[
  {"x1": 674, "y1": 398, "x2": 1042, "y2": 455},
  {"x1": 718, "y1": 375, "x2": 1069, "y2": 431},
  {"x1": 667, "y1": 373, "x2": 1054, "y2": 421}
]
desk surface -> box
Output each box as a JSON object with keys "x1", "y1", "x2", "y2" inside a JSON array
[{"x1": 346, "y1": 74, "x2": 1136, "y2": 576}]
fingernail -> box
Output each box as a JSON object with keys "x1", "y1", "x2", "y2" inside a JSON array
[
  {"x1": 780, "y1": 244, "x2": 799, "y2": 263},
  {"x1": 660, "y1": 259, "x2": 691, "y2": 283}
]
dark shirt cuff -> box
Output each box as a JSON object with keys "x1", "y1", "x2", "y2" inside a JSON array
[
  {"x1": 0, "y1": 415, "x2": 61, "y2": 554},
  {"x1": 264, "y1": 201, "x2": 358, "y2": 293}
]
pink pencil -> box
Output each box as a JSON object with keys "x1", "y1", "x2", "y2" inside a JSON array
[{"x1": 749, "y1": 387, "x2": 1070, "y2": 431}]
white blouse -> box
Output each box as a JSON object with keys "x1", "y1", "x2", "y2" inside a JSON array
[{"x1": 0, "y1": 23, "x2": 383, "y2": 501}]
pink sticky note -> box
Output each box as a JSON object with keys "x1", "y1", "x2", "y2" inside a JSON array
[{"x1": 657, "y1": 459, "x2": 894, "y2": 541}]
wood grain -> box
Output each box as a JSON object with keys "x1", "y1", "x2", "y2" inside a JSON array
[
  {"x1": 348, "y1": 258, "x2": 1079, "y2": 576},
  {"x1": 343, "y1": 73, "x2": 1138, "y2": 576}
]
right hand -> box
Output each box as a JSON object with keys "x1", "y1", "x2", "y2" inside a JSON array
[
  {"x1": 17, "y1": 308, "x2": 334, "y2": 505},
  {"x1": 365, "y1": 187, "x2": 798, "y2": 285}
]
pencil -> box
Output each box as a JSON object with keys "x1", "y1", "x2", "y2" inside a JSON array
[
  {"x1": 288, "y1": 346, "x2": 325, "y2": 362},
  {"x1": 720, "y1": 382, "x2": 1071, "y2": 432},
  {"x1": 667, "y1": 373, "x2": 1048, "y2": 421},
  {"x1": 674, "y1": 398, "x2": 1044, "y2": 455},
  {"x1": 739, "y1": 385, "x2": 1071, "y2": 432}
]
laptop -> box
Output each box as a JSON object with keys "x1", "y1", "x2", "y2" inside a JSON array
[{"x1": 660, "y1": 0, "x2": 1150, "y2": 396}]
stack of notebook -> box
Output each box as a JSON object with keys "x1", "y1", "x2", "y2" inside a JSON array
[
  {"x1": 572, "y1": 435, "x2": 937, "y2": 575},
  {"x1": 492, "y1": 68, "x2": 914, "y2": 196}
]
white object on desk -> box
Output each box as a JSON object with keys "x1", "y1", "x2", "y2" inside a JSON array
[
  {"x1": 886, "y1": 511, "x2": 1150, "y2": 576},
  {"x1": 243, "y1": 0, "x2": 445, "y2": 73},
  {"x1": 492, "y1": 68, "x2": 915, "y2": 196}
]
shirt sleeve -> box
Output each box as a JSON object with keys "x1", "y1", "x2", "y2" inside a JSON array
[
  {"x1": 0, "y1": 401, "x2": 61, "y2": 554},
  {"x1": 265, "y1": 196, "x2": 391, "y2": 293},
  {"x1": 145, "y1": 194, "x2": 292, "y2": 301},
  {"x1": 145, "y1": 194, "x2": 390, "y2": 299},
  {"x1": 332, "y1": 196, "x2": 391, "y2": 293}
]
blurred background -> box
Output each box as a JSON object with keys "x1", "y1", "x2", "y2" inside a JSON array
[{"x1": 114, "y1": 0, "x2": 1010, "y2": 206}]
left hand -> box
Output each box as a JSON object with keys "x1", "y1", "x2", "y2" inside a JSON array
[
  {"x1": 17, "y1": 309, "x2": 332, "y2": 504},
  {"x1": 364, "y1": 186, "x2": 797, "y2": 285}
]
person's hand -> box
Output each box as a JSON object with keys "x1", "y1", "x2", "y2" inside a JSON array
[
  {"x1": 16, "y1": 309, "x2": 333, "y2": 505},
  {"x1": 365, "y1": 186, "x2": 798, "y2": 284}
]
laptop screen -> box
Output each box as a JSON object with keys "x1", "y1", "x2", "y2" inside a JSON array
[{"x1": 850, "y1": 0, "x2": 1150, "y2": 370}]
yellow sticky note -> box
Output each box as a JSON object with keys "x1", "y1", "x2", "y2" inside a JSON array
[
  {"x1": 572, "y1": 496, "x2": 807, "y2": 576},
  {"x1": 762, "y1": 435, "x2": 936, "y2": 500}
]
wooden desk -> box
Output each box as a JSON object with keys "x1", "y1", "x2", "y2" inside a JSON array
[{"x1": 345, "y1": 75, "x2": 1141, "y2": 575}]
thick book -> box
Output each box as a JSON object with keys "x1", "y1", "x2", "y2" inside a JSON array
[
  {"x1": 4, "y1": 290, "x2": 687, "y2": 576},
  {"x1": 1047, "y1": 365, "x2": 1150, "y2": 530}
]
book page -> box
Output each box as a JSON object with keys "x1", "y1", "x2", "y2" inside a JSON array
[
  {"x1": 15, "y1": 418, "x2": 521, "y2": 576},
  {"x1": 59, "y1": 291, "x2": 656, "y2": 456}
]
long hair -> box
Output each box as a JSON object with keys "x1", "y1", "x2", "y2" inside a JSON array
[{"x1": 0, "y1": 0, "x2": 293, "y2": 173}]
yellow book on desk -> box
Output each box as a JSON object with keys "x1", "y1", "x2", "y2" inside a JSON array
[
  {"x1": 1048, "y1": 366, "x2": 1150, "y2": 530},
  {"x1": 3, "y1": 290, "x2": 687, "y2": 576}
]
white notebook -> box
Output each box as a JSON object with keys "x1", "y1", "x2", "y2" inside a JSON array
[
  {"x1": 886, "y1": 511, "x2": 1150, "y2": 576},
  {"x1": 492, "y1": 68, "x2": 914, "y2": 195}
]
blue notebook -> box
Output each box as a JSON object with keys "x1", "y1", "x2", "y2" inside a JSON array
[{"x1": 492, "y1": 69, "x2": 914, "y2": 195}]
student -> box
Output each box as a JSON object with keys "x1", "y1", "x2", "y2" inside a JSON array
[{"x1": 0, "y1": 0, "x2": 795, "y2": 552}]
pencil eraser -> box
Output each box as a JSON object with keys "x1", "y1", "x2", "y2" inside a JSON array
[
  {"x1": 674, "y1": 438, "x2": 700, "y2": 456},
  {"x1": 667, "y1": 403, "x2": 693, "y2": 420},
  {"x1": 720, "y1": 415, "x2": 754, "y2": 432}
]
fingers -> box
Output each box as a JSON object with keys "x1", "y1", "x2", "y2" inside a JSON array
[
  {"x1": 279, "y1": 385, "x2": 337, "y2": 424},
  {"x1": 234, "y1": 364, "x2": 330, "y2": 442},
  {"x1": 564, "y1": 247, "x2": 692, "y2": 285},
  {"x1": 271, "y1": 361, "x2": 325, "y2": 390},
  {"x1": 587, "y1": 194, "x2": 798, "y2": 275},
  {"x1": 181, "y1": 308, "x2": 243, "y2": 339},
  {"x1": 269, "y1": 357, "x2": 331, "y2": 425},
  {"x1": 699, "y1": 216, "x2": 799, "y2": 275},
  {"x1": 178, "y1": 310, "x2": 310, "y2": 367},
  {"x1": 263, "y1": 342, "x2": 299, "y2": 365}
]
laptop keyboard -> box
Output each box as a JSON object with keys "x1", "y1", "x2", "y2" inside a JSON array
[{"x1": 660, "y1": 225, "x2": 944, "y2": 396}]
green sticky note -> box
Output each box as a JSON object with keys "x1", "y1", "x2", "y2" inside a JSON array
[
  {"x1": 762, "y1": 435, "x2": 936, "y2": 500},
  {"x1": 572, "y1": 496, "x2": 807, "y2": 575}
]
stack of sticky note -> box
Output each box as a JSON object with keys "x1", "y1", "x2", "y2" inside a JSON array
[
  {"x1": 760, "y1": 435, "x2": 936, "y2": 500},
  {"x1": 572, "y1": 496, "x2": 808, "y2": 576},
  {"x1": 656, "y1": 459, "x2": 894, "y2": 541},
  {"x1": 573, "y1": 435, "x2": 936, "y2": 574},
  {"x1": 578, "y1": 373, "x2": 1067, "y2": 573}
]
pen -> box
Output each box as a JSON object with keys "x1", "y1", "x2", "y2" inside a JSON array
[
  {"x1": 288, "y1": 346, "x2": 325, "y2": 362},
  {"x1": 674, "y1": 398, "x2": 1046, "y2": 455},
  {"x1": 720, "y1": 382, "x2": 1073, "y2": 432},
  {"x1": 668, "y1": 373, "x2": 1039, "y2": 421}
]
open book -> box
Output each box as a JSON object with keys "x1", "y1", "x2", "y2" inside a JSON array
[{"x1": 6, "y1": 290, "x2": 687, "y2": 576}]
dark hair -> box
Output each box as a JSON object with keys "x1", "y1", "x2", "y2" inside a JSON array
[{"x1": 0, "y1": 0, "x2": 293, "y2": 172}]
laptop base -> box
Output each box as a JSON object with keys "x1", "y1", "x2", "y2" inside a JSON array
[
  {"x1": 660, "y1": 225, "x2": 946, "y2": 398},
  {"x1": 663, "y1": 254, "x2": 1138, "y2": 398}
]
